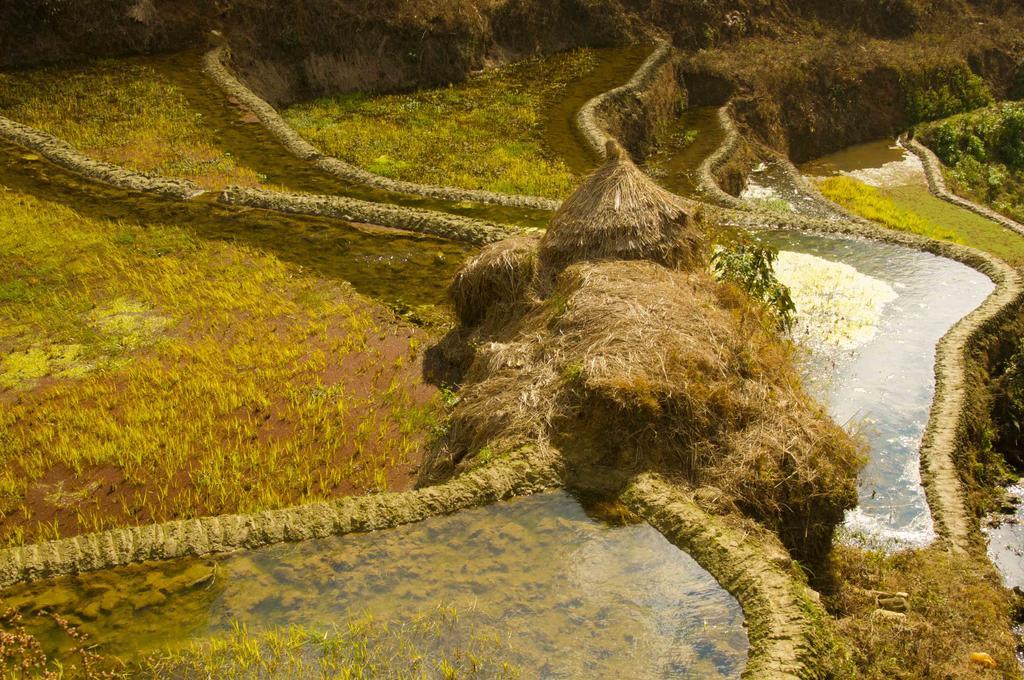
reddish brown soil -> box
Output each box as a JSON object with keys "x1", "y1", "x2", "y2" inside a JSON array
[{"x1": 0, "y1": 309, "x2": 442, "y2": 546}]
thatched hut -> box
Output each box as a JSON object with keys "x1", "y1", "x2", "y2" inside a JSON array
[{"x1": 538, "y1": 140, "x2": 705, "y2": 278}]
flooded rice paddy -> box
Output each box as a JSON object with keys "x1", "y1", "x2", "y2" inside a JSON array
[
  {"x1": 0, "y1": 49, "x2": 554, "y2": 229},
  {"x1": 2, "y1": 491, "x2": 748, "y2": 677},
  {"x1": 986, "y1": 484, "x2": 1024, "y2": 590},
  {"x1": 542, "y1": 46, "x2": 652, "y2": 175},
  {"x1": 0, "y1": 138, "x2": 473, "y2": 308},
  {"x1": 644, "y1": 106, "x2": 725, "y2": 198},
  {"x1": 765, "y1": 230, "x2": 992, "y2": 548},
  {"x1": 0, "y1": 34, "x2": 1015, "y2": 672}
]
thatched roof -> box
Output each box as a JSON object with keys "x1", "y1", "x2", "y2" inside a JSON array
[{"x1": 539, "y1": 141, "x2": 705, "y2": 277}]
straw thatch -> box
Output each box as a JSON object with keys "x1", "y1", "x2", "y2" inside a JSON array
[
  {"x1": 538, "y1": 141, "x2": 705, "y2": 277},
  {"x1": 425, "y1": 140, "x2": 861, "y2": 565},
  {"x1": 427, "y1": 259, "x2": 861, "y2": 563},
  {"x1": 449, "y1": 237, "x2": 537, "y2": 327}
]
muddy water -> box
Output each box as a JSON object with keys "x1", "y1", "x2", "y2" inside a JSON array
[
  {"x1": 542, "y1": 46, "x2": 652, "y2": 175},
  {"x1": 3, "y1": 491, "x2": 748, "y2": 677},
  {"x1": 644, "y1": 106, "x2": 726, "y2": 197},
  {"x1": 800, "y1": 139, "x2": 1013, "y2": 247},
  {"x1": 0, "y1": 139, "x2": 474, "y2": 307},
  {"x1": 760, "y1": 229, "x2": 993, "y2": 548}
]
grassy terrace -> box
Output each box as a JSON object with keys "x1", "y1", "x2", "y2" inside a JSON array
[
  {"x1": 0, "y1": 186, "x2": 443, "y2": 547},
  {"x1": 0, "y1": 57, "x2": 268, "y2": 191},
  {"x1": 283, "y1": 50, "x2": 599, "y2": 200},
  {"x1": 918, "y1": 101, "x2": 1024, "y2": 225},
  {"x1": 817, "y1": 175, "x2": 1024, "y2": 266}
]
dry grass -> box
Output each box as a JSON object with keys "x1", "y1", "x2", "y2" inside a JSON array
[
  {"x1": 539, "y1": 141, "x2": 705, "y2": 278},
  {"x1": 428, "y1": 149, "x2": 863, "y2": 565},
  {"x1": 827, "y1": 545, "x2": 1021, "y2": 679},
  {"x1": 449, "y1": 237, "x2": 538, "y2": 327},
  {"x1": 0, "y1": 59, "x2": 265, "y2": 191},
  {"x1": 0, "y1": 186, "x2": 441, "y2": 547}
]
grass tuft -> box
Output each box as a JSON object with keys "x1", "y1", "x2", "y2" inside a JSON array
[{"x1": 817, "y1": 175, "x2": 960, "y2": 242}]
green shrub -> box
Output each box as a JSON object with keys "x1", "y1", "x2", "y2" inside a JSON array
[
  {"x1": 919, "y1": 102, "x2": 1024, "y2": 224},
  {"x1": 711, "y1": 241, "x2": 796, "y2": 332},
  {"x1": 901, "y1": 63, "x2": 992, "y2": 125}
]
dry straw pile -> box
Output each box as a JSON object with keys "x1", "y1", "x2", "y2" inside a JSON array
[{"x1": 431, "y1": 141, "x2": 862, "y2": 563}]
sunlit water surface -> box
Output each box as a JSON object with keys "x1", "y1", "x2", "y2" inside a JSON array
[
  {"x1": 763, "y1": 229, "x2": 991, "y2": 549},
  {"x1": 4, "y1": 491, "x2": 748, "y2": 677}
]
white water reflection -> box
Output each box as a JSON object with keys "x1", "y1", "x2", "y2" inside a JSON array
[{"x1": 763, "y1": 232, "x2": 992, "y2": 549}]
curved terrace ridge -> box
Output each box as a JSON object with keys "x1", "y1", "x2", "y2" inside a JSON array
[
  {"x1": 0, "y1": 45, "x2": 842, "y2": 679},
  {"x1": 0, "y1": 114, "x2": 205, "y2": 201},
  {"x1": 0, "y1": 113, "x2": 519, "y2": 244},
  {"x1": 202, "y1": 44, "x2": 562, "y2": 213},
  {"x1": 695, "y1": 105, "x2": 1024, "y2": 554},
  {"x1": 7, "y1": 36, "x2": 1017, "y2": 678},
  {"x1": 904, "y1": 137, "x2": 1024, "y2": 238}
]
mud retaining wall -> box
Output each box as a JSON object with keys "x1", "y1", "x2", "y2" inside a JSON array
[
  {"x1": 0, "y1": 115, "x2": 204, "y2": 200},
  {"x1": 0, "y1": 110, "x2": 512, "y2": 245},
  {"x1": 203, "y1": 46, "x2": 561, "y2": 212},
  {"x1": 219, "y1": 186, "x2": 519, "y2": 244},
  {"x1": 696, "y1": 105, "x2": 757, "y2": 209},
  {"x1": 0, "y1": 448, "x2": 561, "y2": 589},
  {"x1": 622, "y1": 474, "x2": 831, "y2": 680},
  {"x1": 575, "y1": 40, "x2": 676, "y2": 162}
]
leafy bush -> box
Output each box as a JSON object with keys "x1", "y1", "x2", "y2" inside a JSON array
[
  {"x1": 711, "y1": 241, "x2": 796, "y2": 332},
  {"x1": 901, "y1": 63, "x2": 992, "y2": 125},
  {"x1": 919, "y1": 102, "x2": 1024, "y2": 223}
]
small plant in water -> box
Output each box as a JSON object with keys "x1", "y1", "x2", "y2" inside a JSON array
[
  {"x1": 0, "y1": 607, "x2": 122, "y2": 678},
  {"x1": 711, "y1": 240, "x2": 796, "y2": 332}
]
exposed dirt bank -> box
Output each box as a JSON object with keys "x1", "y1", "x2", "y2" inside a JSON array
[{"x1": 683, "y1": 12, "x2": 1024, "y2": 163}]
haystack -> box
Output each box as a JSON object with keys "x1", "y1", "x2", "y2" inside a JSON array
[
  {"x1": 426, "y1": 138, "x2": 862, "y2": 566},
  {"x1": 449, "y1": 237, "x2": 537, "y2": 326},
  {"x1": 538, "y1": 140, "x2": 705, "y2": 277}
]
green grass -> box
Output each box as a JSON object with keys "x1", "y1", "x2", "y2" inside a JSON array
[
  {"x1": 138, "y1": 610, "x2": 519, "y2": 679},
  {"x1": 0, "y1": 186, "x2": 442, "y2": 547},
  {"x1": 282, "y1": 50, "x2": 598, "y2": 200},
  {"x1": 919, "y1": 101, "x2": 1024, "y2": 224},
  {"x1": 818, "y1": 175, "x2": 1024, "y2": 265},
  {"x1": 818, "y1": 175, "x2": 960, "y2": 241},
  {"x1": 0, "y1": 60, "x2": 265, "y2": 190},
  {"x1": 0, "y1": 604, "x2": 519, "y2": 679}
]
